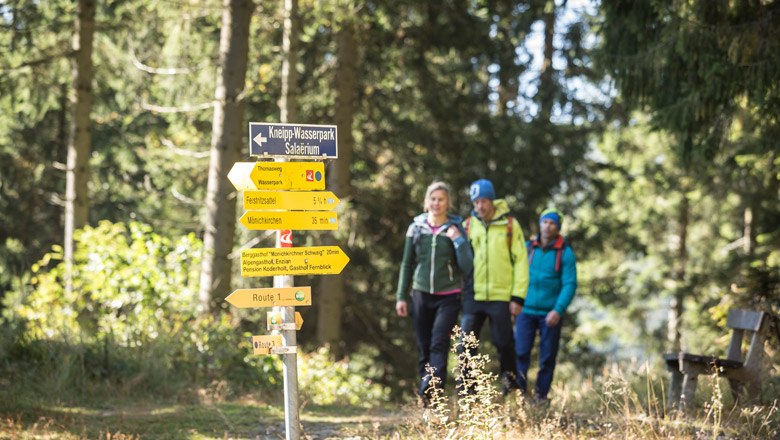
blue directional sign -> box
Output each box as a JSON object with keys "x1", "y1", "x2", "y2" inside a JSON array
[{"x1": 249, "y1": 122, "x2": 338, "y2": 158}]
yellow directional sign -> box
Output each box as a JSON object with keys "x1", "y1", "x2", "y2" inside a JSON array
[
  {"x1": 228, "y1": 162, "x2": 325, "y2": 191},
  {"x1": 225, "y1": 286, "x2": 312, "y2": 308},
  {"x1": 251, "y1": 335, "x2": 282, "y2": 355},
  {"x1": 241, "y1": 246, "x2": 350, "y2": 277},
  {"x1": 267, "y1": 311, "x2": 304, "y2": 331},
  {"x1": 243, "y1": 191, "x2": 340, "y2": 211},
  {"x1": 239, "y1": 211, "x2": 338, "y2": 231}
]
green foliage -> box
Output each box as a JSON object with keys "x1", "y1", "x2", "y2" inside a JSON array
[
  {"x1": 10, "y1": 221, "x2": 200, "y2": 343},
  {"x1": 1, "y1": 221, "x2": 281, "y2": 399},
  {"x1": 598, "y1": 0, "x2": 780, "y2": 161},
  {"x1": 298, "y1": 345, "x2": 391, "y2": 407}
]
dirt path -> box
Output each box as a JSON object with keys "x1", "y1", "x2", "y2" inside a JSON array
[{"x1": 255, "y1": 408, "x2": 410, "y2": 439}]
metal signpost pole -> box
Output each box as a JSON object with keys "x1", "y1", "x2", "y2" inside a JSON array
[
  {"x1": 274, "y1": 157, "x2": 299, "y2": 440},
  {"x1": 274, "y1": 259, "x2": 299, "y2": 440}
]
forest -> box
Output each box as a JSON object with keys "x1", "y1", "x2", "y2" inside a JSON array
[{"x1": 0, "y1": 0, "x2": 778, "y2": 438}]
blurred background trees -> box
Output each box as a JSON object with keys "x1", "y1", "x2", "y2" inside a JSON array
[{"x1": 1, "y1": 0, "x2": 777, "y2": 401}]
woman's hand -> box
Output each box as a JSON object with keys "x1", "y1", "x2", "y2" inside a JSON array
[
  {"x1": 396, "y1": 300, "x2": 408, "y2": 317},
  {"x1": 445, "y1": 225, "x2": 461, "y2": 240}
]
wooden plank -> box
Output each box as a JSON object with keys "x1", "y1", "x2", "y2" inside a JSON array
[{"x1": 727, "y1": 309, "x2": 765, "y2": 331}]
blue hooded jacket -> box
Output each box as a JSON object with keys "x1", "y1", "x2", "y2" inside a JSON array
[{"x1": 524, "y1": 235, "x2": 577, "y2": 316}]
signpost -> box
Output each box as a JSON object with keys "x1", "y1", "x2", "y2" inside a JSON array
[
  {"x1": 225, "y1": 287, "x2": 312, "y2": 308},
  {"x1": 227, "y1": 121, "x2": 343, "y2": 440},
  {"x1": 249, "y1": 122, "x2": 337, "y2": 158},
  {"x1": 252, "y1": 335, "x2": 283, "y2": 355},
  {"x1": 267, "y1": 311, "x2": 304, "y2": 331},
  {"x1": 227, "y1": 161, "x2": 325, "y2": 191},
  {"x1": 239, "y1": 211, "x2": 338, "y2": 231},
  {"x1": 243, "y1": 191, "x2": 339, "y2": 211},
  {"x1": 241, "y1": 246, "x2": 350, "y2": 277}
]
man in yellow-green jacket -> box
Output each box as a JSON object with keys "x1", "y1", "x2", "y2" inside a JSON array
[{"x1": 459, "y1": 179, "x2": 529, "y2": 395}]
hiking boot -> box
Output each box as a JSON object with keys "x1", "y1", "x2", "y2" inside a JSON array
[
  {"x1": 500, "y1": 373, "x2": 521, "y2": 397},
  {"x1": 530, "y1": 395, "x2": 550, "y2": 407}
]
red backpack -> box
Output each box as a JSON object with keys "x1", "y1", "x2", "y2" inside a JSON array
[{"x1": 526, "y1": 235, "x2": 568, "y2": 272}]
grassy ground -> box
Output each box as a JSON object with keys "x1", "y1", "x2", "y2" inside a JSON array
[
  {"x1": 2, "y1": 383, "x2": 779, "y2": 439},
  {"x1": 0, "y1": 396, "x2": 408, "y2": 439},
  {"x1": 3, "y1": 391, "x2": 777, "y2": 439},
  {"x1": 1, "y1": 334, "x2": 776, "y2": 439}
]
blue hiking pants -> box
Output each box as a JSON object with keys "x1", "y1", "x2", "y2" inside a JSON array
[{"x1": 514, "y1": 312, "x2": 563, "y2": 399}]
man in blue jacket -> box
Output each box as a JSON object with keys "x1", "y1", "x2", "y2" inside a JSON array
[{"x1": 515, "y1": 208, "x2": 577, "y2": 403}]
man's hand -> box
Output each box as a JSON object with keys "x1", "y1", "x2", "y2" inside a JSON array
[
  {"x1": 396, "y1": 300, "x2": 408, "y2": 317},
  {"x1": 545, "y1": 310, "x2": 561, "y2": 327},
  {"x1": 509, "y1": 302, "x2": 523, "y2": 317},
  {"x1": 445, "y1": 225, "x2": 461, "y2": 240}
]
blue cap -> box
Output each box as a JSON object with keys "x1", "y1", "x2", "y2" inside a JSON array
[
  {"x1": 469, "y1": 179, "x2": 495, "y2": 202},
  {"x1": 540, "y1": 208, "x2": 562, "y2": 229}
]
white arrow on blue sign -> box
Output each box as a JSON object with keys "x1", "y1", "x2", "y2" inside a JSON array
[{"x1": 249, "y1": 122, "x2": 338, "y2": 159}]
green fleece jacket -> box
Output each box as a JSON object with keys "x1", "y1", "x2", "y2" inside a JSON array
[
  {"x1": 464, "y1": 199, "x2": 529, "y2": 302},
  {"x1": 395, "y1": 213, "x2": 473, "y2": 300}
]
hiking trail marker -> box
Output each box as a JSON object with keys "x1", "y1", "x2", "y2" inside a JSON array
[
  {"x1": 228, "y1": 161, "x2": 325, "y2": 192},
  {"x1": 251, "y1": 335, "x2": 283, "y2": 355},
  {"x1": 267, "y1": 311, "x2": 304, "y2": 331},
  {"x1": 241, "y1": 246, "x2": 350, "y2": 277},
  {"x1": 239, "y1": 211, "x2": 338, "y2": 231},
  {"x1": 226, "y1": 287, "x2": 312, "y2": 308},
  {"x1": 227, "y1": 121, "x2": 344, "y2": 440},
  {"x1": 243, "y1": 190, "x2": 339, "y2": 211},
  {"x1": 249, "y1": 122, "x2": 337, "y2": 158}
]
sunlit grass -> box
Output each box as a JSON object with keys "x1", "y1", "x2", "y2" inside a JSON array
[
  {"x1": 398, "y1": 330, "x2": 779, "y2": 439},
  {"x1": 1, "y1": 337, "x2": 777, "y2": 439}
]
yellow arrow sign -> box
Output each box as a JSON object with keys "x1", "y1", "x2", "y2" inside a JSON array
[
  {"x1": 228, "y1": 162, "x2": 325, "y2": 191},
  {"x1": 251, "y1": 335, "x2": 282, "y2": 355},
  {"x1": 295, "y1": 312, "x2": 303, "y2": 330},
  {"x1": 267, "y1": 311, "x2": 304, "y2": 331},
  {"x1": 241, "y1": 246, "x2": 350, "y2": 277},
  {"x1": 239, "y1": 211, "x2": 338, "y2": 231},
  {"x1": 243, "y1": 191, "x2": 340, "y2": 211},
  {"x1": 225, "y1": 286, "x2": 312, "y2": 308}
]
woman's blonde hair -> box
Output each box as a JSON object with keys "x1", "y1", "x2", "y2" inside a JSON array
[{"x1": 424, "y1": 181, "x2": 453, "y2": 211}]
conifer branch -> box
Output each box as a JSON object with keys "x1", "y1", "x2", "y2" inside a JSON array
[
  {"x1": 0, "y1": 49, "x2": 77, "y2": 73},
  {"x1": 140, "y1": 101, "x2": 214, "y2": 113},
  {"x1": 160, "y1": 137, "x2": 210, "y2": 158}
]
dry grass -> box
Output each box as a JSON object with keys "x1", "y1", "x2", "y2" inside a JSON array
[
  {"x1": 399, "y1": 330, "x2": 779, "y2": 439},
  {"x1": 1, "y1": 330, "x2": 777, "y2": 439}
]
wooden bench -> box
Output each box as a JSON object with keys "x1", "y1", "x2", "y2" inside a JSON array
[{"x1": 663, "y1": 308, "x2": 770, "y2": 411}]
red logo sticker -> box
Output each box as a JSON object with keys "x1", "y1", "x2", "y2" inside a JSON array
[
  {"x1": 305, "y1": 170, "x2": 314, "y2": 181},
  {"x1": 280, "y1": 230, "x2": 293, "y2": 247}
]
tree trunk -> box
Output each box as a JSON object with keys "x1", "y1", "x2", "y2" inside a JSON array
[
  {"x1": 199, "y1": 0, "x2": 254, "y2": 315},
  {"x1": 743, "y1": 206, "x2": 753, "y2": 255},
  {"x1": 64, "y1": 0, "x2": 96, "y2": 272},
  {"x1": 538, "y1": 0, "x2": 556, "y2": 122},
  {"x1": 317, "y1": 17, "x2": 358, "y2": 351},
  {"x1": 667, "y1": 192, "x2": 689, "y2": 352}
]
